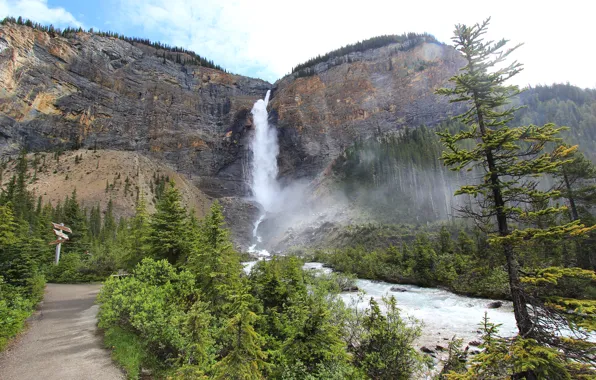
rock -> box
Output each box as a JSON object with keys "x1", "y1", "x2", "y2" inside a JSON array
[
  {"x1": 487, "y1": 301, "x2": 503, "y2": 309},
  {"x1": 271, "y1": 41, "x2": 463, "y2": 182},
  {"x1": 469, "y1": 341, "x2": 481, "y2": 347},
  {"x1": 0, "y1": 22, "x2": 465, "y2": 248},
  {"x1": 435, "y1": 345, "x2": 446, "y2": 351},
  {"x1": 140, "y1": 367, "x2": 153, "y2": 376},
  {"x1": 219, "y1": 197, "x2": 262, "y2": 251},
  {"x1": 342, "y1": 286, "x2": 359, "y2": 292},
  {"x1": 390, "y1": 286, "x2": 408, "y2": 292},
  {"x1": 0, "y1": 22, "x2": 270, "y2": 200},
  {"x1": 421, "y1": 346, "x2": 435, "y2": 354}
]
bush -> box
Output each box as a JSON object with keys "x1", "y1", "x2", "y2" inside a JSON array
[
  {"x1": 98, "y1": 259, "x2": 209, "y2": 372},
  {"x1": 103, "y1": 326, "x2": 146, "y2": 380},
  {"x1": 0, "y1": 280, "x2": 36, "y2": 351}
]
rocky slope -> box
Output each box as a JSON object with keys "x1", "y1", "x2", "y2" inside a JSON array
[
  {"x1": 0, "y1": 149, "x2": 211, "y2": 219},
  {"x1": 0, "y1": 23, "x2": 464, "y2": 249},
  {"x1": 0, "y1": 23, "x2": 270, "y2": 198},
  {"x1": 270, "y1": 40, "x2": 463, "y2": 181}
]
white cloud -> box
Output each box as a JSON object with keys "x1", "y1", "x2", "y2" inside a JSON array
[
  {"x1": 112, "y1": 0, "x2": 596, "y2": 87},
  {"x1": 0, "y1": 0, "x2": 82, "y2": 28}
]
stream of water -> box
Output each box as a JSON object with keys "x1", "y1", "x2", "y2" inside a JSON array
[
  {"x1": 244, "y1": 261, "x2": 517, "y2": 348},
  {"x1": 244, "y1": 90, "x2": 518, "y2": 350}
]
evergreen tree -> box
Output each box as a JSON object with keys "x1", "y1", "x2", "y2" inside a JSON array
[
  {"x1": 554, "y1": 148, "x2": 595, "y2": 222},
  {"x1": 89, "y1": 204, "x2": 102, "y2": 239},
  {"x1": 351, "y1": 297, "x2": 426, "y2": 379},
  {"x1": 62, "y1": 189, "x2": 89, "y2": 253},
  {"x1": 436, "y1": 18, "x2": 595, "y2": 376},
  {"x1": 148, "y1": 181, "x2": 189, "y2": 264},
  {"x1": 213, "y1": 289, "x2": 267, "y2": 380},
  {"x1": 125, "y1": 194, "x2": 150, "y2": 267},
  {"x1": 101, "y1": 199, "x2": 116, "y2": 242},
  {"x1": 188, "y1": 201, "x2": 242, "y2": 313}
]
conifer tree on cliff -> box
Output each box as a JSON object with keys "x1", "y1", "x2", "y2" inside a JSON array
[{"x1": 436, "y1": 18, "x2": 594, "y2": 341}]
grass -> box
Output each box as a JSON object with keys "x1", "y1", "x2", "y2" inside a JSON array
[{"x1": 103, "y1": 326, "x2": 146, "y2": 379}]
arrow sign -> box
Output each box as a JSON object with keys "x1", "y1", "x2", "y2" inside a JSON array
[
  {"x1": 49, "y1": 238, "x2": 67, "y2": 245},
  {"x1": 52, "y1": 223, "x2": 72, "y2": 233},
  {"x1": 53, "y1": 229, "x2": 70, "y2": 240}
]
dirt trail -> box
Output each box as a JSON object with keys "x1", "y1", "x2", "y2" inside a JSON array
[{"x1": 0, "y1": 284, "x2": 124, "y2": 380}]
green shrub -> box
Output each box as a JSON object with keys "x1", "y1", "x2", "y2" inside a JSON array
[
  {"x1": 103, "y1": 326, "x2": 146, "y2": 379},
  {"x1": 0, "y1": 280, "x2": 36, "y2": 351},
  {"x1": 98, "y1": 259, "x2": 210, "y2": 370}
]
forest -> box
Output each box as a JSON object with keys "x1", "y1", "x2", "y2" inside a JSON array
[{"x1": 331, "y1": 82, "x2": 596, "y2": 226}]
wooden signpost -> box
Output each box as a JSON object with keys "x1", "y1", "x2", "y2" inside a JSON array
[{"x1": 50, "y1": 222, "x2": 71, "y2": 264}]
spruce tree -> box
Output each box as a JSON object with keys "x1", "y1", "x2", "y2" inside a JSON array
[
  {"x1": 148, "y1": 181, "x2": 189, "y2": 264},
  {"x1": 437, "y1": 18, "x2": 595, "y2": 376},
  {"x1": 126, "y1": 193, "x2": 150, "y2": 268},
  {"x1": 188, "y1": 201, "x2": 242, "y2": 313},
  {"x1": 213, "y1": 288, "x2": 267, "y2": 380},
  {"x1": 437, "y1": 17, "x2": 591, "y2": 336},
  {"x1": 101, "y1": 199, "x2": 116, "y2": 242},
  {"x1": 62, "y1": 189, "x2": 89, "y2": 253}
]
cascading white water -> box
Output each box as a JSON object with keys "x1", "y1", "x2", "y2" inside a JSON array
[
  {"x1": 250, "y1": 90, "x2": 279, "y2": 212},
  {"x1": 248, "y1": 90, "x2": 278, "y2": 255}
]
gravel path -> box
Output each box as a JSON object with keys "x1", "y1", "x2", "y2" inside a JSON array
[{"x1": 0, "y1": 283, "x2": 124, "y2": 380}]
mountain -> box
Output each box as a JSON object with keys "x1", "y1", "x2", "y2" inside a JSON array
[
  {"x1": 0, "y1": 21, "x2": 270, "y2": 199},
  {"x1": 1, "y1": 21, "x2": 594, "y2": 251}
]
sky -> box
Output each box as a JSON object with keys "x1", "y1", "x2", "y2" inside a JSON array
[{"x1": 1, "y1": 0, "x2": 595, "y2": 88}]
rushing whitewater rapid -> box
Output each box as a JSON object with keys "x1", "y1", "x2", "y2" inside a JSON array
[{"x1": 248, "y1": 90, "x2": 278, "y2": 256}]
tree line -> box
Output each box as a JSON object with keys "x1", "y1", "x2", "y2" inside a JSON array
[{"x1": 291, "y1": 33, "x2": 438, "y2": 77}]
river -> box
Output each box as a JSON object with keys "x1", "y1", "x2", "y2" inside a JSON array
[{"x1": 244, "y1": 260, "x2": 517, "y2": 352}]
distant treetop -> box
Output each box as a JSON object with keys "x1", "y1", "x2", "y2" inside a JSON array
[
  {"x1": 1, "y1": 16, "x2": 226, "y2": 72},
  {"x1": 291, "y1": 32, "x2": 438, "y2": 76}
]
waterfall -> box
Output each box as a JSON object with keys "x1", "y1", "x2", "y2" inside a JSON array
[
  {"x1": 250, "y1": 90, "x2": 279, "y2": 212},
  {"x1": 248, "y1": 90, "x2": 278, "y2": 255}
]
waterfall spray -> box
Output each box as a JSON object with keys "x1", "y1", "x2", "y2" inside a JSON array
[{"x1": 249, "y1": 90, "x2": 278, "y2": 254}]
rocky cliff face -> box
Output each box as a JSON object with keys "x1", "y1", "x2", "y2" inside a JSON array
[
  {"x1": 270, "y1": 41, "x2": 463, "y2": 181},
  {"x1": 0, "y1": 23, "x2": 270, "y2": 198},
  {"x1": 0, "y1": 23, "x2": 463, "y2": 250}
]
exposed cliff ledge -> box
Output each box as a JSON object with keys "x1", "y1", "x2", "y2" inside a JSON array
[
  {"x1": 270, "y1": 40, "x2": 463, "y2": 181},
  {"x1": 0, "y1": 23, "x2": 465, "y2": 249},
  {"x1": 0, "y1": 23, "x2": 271, "y2": 197}
]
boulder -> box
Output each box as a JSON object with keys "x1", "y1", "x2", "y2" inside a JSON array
[
  {"x1": 487, "y1": 301, "x2": 503, "y2": 309},
  {"x1": 390, "y1": 286, "x2": 408, "y2": 292}
]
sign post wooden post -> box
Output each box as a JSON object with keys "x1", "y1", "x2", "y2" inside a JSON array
[{"x1": 50, "y1": 223, "x2": 72, "y2": 264}]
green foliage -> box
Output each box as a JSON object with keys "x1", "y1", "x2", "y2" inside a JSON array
[
  {"x1": 213, "y1": 293, "x2": 268, "y2": 380},
  {"x1": 0, "y1": 277, "x2": 40, "y2": 351},
  {"x1": 103, "y1": 326, "x2": 147, "y2": 380},
  {"x1": 124, "y1": 194, "x2": 150, "y2": 268},
  {"x1": 148, "y1": 181, "x2": 190, "y2": 264},
  {"x1": 188, "y1": 201, "x2": 243, "y2": 314},
  {"x1": 349, "y1": 296, "x2": 427, "y2": 379},
  {"x1": 445, "y1": 315, "x2": 595, "y2": 379},
  {"x1": 317, "y1": 225, "x2": 510, "y2": 299},
  {"x1": 98, "y1": 259, "x2": 210, "y2": 372}
]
